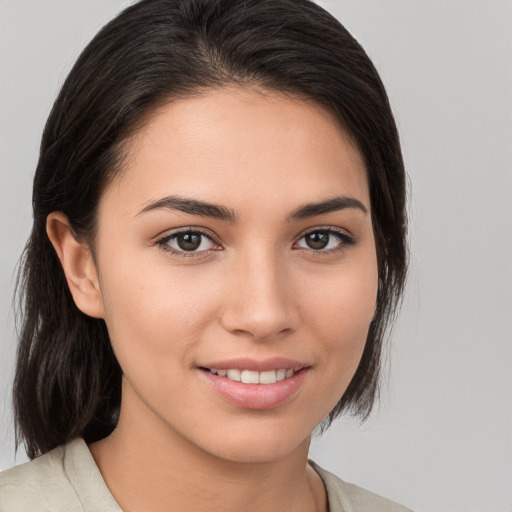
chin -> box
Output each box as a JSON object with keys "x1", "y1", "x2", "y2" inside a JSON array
[{"x1": 189, "y1": 418, "x2": 313, "y2": 465}]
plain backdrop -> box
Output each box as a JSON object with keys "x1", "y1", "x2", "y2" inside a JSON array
[{"x1": 1, "y1": 1, "x2": 511, "y2": 511}]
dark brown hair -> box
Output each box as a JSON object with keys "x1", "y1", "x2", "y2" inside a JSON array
[{"x1": 14, "y1": 0, "x2": 407, "y2": 459}]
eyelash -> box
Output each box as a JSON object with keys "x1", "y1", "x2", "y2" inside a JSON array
[
  {"x1": 295, "y1": 228, "x2": 356, "y2": 254},
  {"x1": 154, "y1": 227, "x2": 355, "y2": 258},
  {"x1": 155, "y1": 228, "x2": 221, "y2": 258}
]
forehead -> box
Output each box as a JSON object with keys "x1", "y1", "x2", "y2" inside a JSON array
[{"x1": 103, "y1": 87, "x2": 370, "y2": 218}]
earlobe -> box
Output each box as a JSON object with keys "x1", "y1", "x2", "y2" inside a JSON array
[{"x1": 46, "y1": 212, "x2": 105, "y2": 319}]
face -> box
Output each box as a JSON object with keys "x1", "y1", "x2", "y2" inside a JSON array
[{"x1": 92, "y1": 87, "x2": 378, "y2": 463}]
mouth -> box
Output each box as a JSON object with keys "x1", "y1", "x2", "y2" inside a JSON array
[
  {"x1": 197, "y1": 359, "x2": 310, "y2": 409},
  {"x1": 200, "y1": 367, "x2": 302, "y2": 384}
]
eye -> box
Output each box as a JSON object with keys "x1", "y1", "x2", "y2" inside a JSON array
[
  {"x1": 295, "y1": 229, "x2": 355, "y2": 252},
  {"x1": 156, "y1": 229, "x2": 220, "y2": 255}
]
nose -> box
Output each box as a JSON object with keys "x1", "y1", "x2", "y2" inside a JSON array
[{"x1": 220, "y1": 249, "x2": 300, "y2": 340}]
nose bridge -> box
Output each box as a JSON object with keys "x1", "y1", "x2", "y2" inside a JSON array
[{"x1": 221, "y1": 245, "x2": 298, "y2": 339}]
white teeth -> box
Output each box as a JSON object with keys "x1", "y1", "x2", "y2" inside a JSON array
[
  {"x1": 209, "y1": 368, "x2": 299, "y2": 384},
  {"x1": 276, "y1": 369, "x2": 286, "y2": 381},
  {"x1": 241, "y1": 370, "x2": 259, "y2": 384},
  {"x1": 259, "y1": 370, "x2": 277, "y2": 384},
  {"x1": 226, "y1": 369, "x2": 241, "y2": 381}
]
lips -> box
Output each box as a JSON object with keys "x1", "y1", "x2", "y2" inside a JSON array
[{"x1": 198, "y1": 358, "x2": 310, "y2": 409}]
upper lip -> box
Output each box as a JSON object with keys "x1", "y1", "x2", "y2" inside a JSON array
[{"x1": 198, "y1": 357, "x2": 309, "y2": 372}]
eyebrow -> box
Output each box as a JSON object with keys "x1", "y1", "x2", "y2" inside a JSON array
[
  {"x1": 138, "y1": 195, "x2": 238, "y2": 222},
  {"x1": 137, "y1": 194, "x2": 367, "y2": 222},
  {"x1": 288, "y1": 195, "x2": 368, "y2": 220}
]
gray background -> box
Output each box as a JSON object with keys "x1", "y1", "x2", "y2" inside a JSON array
[{"x1": 1, "y1": 1, "x2": 511, "y2": 511}]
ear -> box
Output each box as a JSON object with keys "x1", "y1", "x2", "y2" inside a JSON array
[{"x1": 46, "y1": 212, "x2": 105, "y2": 319}]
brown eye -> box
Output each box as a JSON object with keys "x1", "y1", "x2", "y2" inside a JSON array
[
  {"x1": 159, "y1": 230, "x2": 217, "y2": 254},
  {"x1": 176, "y1": 232, "x2": 202, "y2": 251},
  {"x1": 296, "y1": 229, "x2": 355, "y2": 252},
  {"x1": 304, "y1": 232, "x2": 330, "y2": 250}
]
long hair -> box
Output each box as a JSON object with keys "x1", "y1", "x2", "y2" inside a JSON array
[{"x1": 14, "y1": 0, "x2": 407, "y2": 459}]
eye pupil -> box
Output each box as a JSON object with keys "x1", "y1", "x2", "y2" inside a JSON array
[
  {"x1": 177, "y1": 233, "x2": 202, "y2": 251},
  {"x1": 306, "y1": 232, "x2": 329, "y2": 250}
]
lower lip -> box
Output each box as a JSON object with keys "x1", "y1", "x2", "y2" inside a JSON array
[{"x1": 199, "y1": 369, "x2": 308, "y2": 410}]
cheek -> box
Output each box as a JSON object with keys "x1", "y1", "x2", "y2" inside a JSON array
[
  {"x1": 97, "y1": 251, "x2": 248, "y2": 395},
  {"x1": 97, "y1": 254, "x2": 213, "y2": 371},
  {"x1": 301, "y1": 255, "x2": 378, "y2": 386},
  {"x1": 305, "y1": 254, "x2": 378, "y2": 336},
  {"x1": 96, "y1": 264, "x2": 217, "y2": 420}
]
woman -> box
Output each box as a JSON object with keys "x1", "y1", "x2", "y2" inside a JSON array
[{"x1": 0, "y1": 0, "x2": 409, "y2": 510}]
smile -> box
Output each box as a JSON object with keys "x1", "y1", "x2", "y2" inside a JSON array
[
  {"x1": 207, "y1": 368, "x2": 297, "y2": 384},
  {"x1": 198, "y1": 357, "x2": 310, "y2": 409},
  {"x1": 200, "y1": 366, "x2": 309, "y2": 410}
]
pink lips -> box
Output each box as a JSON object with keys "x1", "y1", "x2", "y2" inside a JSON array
[{"x1": 197, "y1": 358, "x2": 309, "y2": 410}]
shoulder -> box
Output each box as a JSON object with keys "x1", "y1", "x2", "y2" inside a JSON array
[
  {"x1": 0, "y1": 439, "x2": 85, "y2": 511},
  {"x1": 309, "y1": 460, "x2": 413, "y2": 512}
]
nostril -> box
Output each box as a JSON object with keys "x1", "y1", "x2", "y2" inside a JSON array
[{"x1": 220, "y1": 304, "x2": 298, "y2": 340}]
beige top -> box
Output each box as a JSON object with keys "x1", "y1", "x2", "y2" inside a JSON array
[{"x1": 0, "y1": 438, "x2": 412, "y2": 511}]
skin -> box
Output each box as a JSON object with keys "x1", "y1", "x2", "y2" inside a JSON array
[{"x1": 48, "y1": 87, "x2": 378, "y2": 512}]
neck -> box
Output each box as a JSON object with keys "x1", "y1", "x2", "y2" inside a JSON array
[{"x1": 89, "y1": 389, "x2": 326, "y2": 512}]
